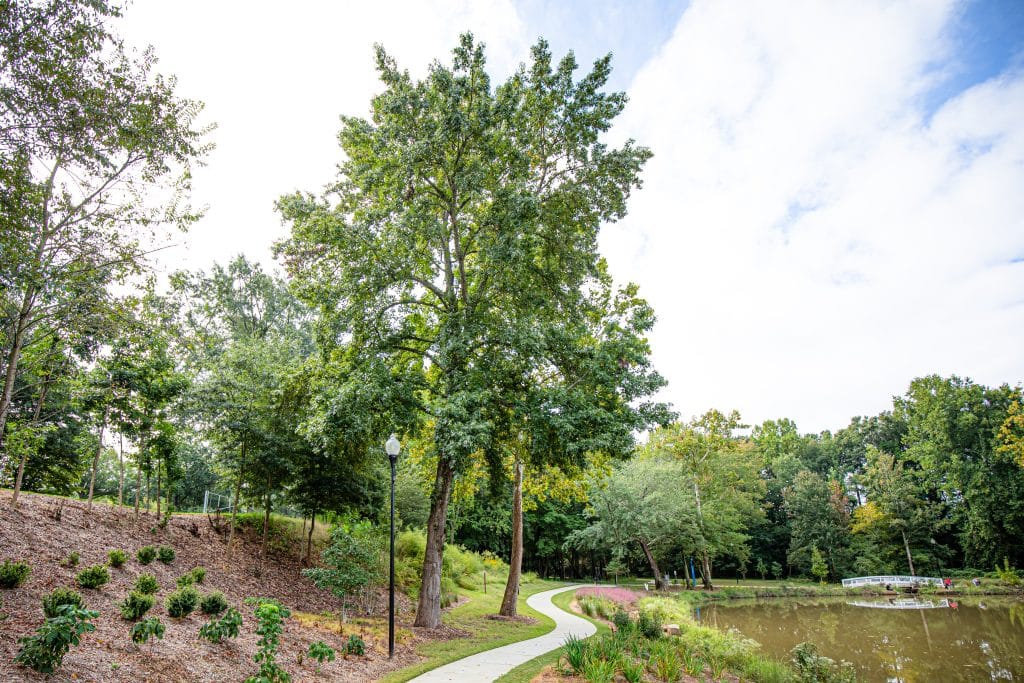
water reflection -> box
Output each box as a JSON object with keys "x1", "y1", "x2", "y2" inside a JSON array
[{"x1": 693, "y1": 596, "x2": 1024, "y2": 682}]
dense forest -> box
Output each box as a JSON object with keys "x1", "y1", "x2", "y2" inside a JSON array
[{"x1": 4, "y1": 1, "x2": 1024, "y2": 641}]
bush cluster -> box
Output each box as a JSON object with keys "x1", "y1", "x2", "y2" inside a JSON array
[
  {"x1": 119, "y1": 591, "x2": 155, "y2": 620},
  {"x1": 0, "y1": 559, "x2": 31, "y2": 588},
  {"x1": 200, "y1": 591, "x2": 229, "y2": 615},
  {"x1": 42, "y1": 587, "x2": 83, "y2": 618},
  {"x1": 165, "y1": 586, "x2": 200, "y2": 618},
  {"x1": 136, "y1": 546, "x2": 156, "y2": 565},
  {"x1": 157, "y1": 546, "x2": 175, "y2": 564},
  {"x1": 107, "y1": 549, "x2": 128, "y2": 568},
  {"x1": 134, "y1": 573, "x2": 160, "y2": 595},
  {"x1": 75, "y1": 564, "x2": 110, "y2": 590}
]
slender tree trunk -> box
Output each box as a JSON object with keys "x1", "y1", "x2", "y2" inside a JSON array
[
  {"x1": 639, "y1": 540, "x2": 665, "y2": 590},
  {"x1": 499, "y1": 457, "x2": 524, "y2": 616},
  {"x1": 305, "y1": 513, "x2": 316, "y2": 565},
  {"x1": 902, "y1": 530, "x2": 916, "y2": 577},
  {"x1": 0, "y1": 288, "x2": 34, "y2": 457},
  {"x1": 87, "y1": 404, "x2": 112, "y2": 510},
  {"x1": 117, "y1": 433, "x2": 125, "y2": 507},
  {"x1": 414, "y1": 456, "x2": 456, "y2": 628},
  {"x1": 682, "y1": 556, "x2": 693, "y2": 589},
  {"x1": 700, "y1": 551, "x2": 714, "y2": 590},
  {"x1": 227, "y1": 440, "x2": 246, "y2": 556},
  {"x1": 11, "y1": 374, "x2": 51, "y2": 506},
  {"x1": 155, "y1": 455, "x2": 162, "y2": 518},
  {"x1": 134, "y1": 435, "x2": 146, "y2": 519},
  {"x1": 259, "y1": 476, "x2": 271, "y2": 572}
]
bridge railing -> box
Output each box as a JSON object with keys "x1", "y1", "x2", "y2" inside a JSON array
[{"x1": 841, "y1": 575, "x2": 944, "y2": 588}]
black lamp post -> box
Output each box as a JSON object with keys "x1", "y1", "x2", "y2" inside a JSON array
[{"x1": 385, "y1": 433, "x2": 401, "y2": 659}]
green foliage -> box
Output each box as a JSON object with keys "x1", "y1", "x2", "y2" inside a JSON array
[
  {"x1": 165, "y1": 586, "x2": 200, "y2": 618},
  {"x1": 119, "y1": 591, "x2": 155, "y2": 620},
  {"x1": 581, "y1": 655, "x2": 617, "y2": 683},
  {"x1": 611, "y1": 608, "x2": 633, "y2": 633},
  {"x1": 42, "y1": 587, "x2": 83, "y2": 618},
  {"x1": 60, "y1": 552, "x2": 80, "y2": 568},
  {"x1": 244, "y1": 598, "x2": 292, "y2": 683},
  {"x1": 303, "y1": 522, "x2": 382, "y2": 620},
  {"x1": 134, "y1": 573, "x2": 159, "y2": 595},
  {"x1": 559, "y1": 634, "x2": 592, "y2": 675},
  {"x1": 75, "y1": 564, "x2": 110, "y2": 589},
  {"x1": 620, "y1": 657, "x2": 645, "y2": 683},
  {"x1": 157, "y1": 545, "x2": 176, "y2": 564},
  {"x1": 308, "y1": 640, "x2": 336, "y2": 666},
  {"x1": 200, "y1": 591, "x2": 229, "y2": 615},
  {"x1": 190, "y1": 566, "x2": 206, "y2": 583},
  {"x1": 790, "y1": 642, "x2": 855, "y2": 683},
  {"x1": 199, "y1": 607, "x2": 242, "y2": 644},
  {"x1": 176, "y1": 566, "x2": 205, "y2": 588},
  {"x1": 0, "y1": 559, "x2": 31, "y2": 588},
  {"x1": 648, "y1": 640, "x2": 682, "y2": 682},
  {"x1": 137, "y1": 546, "x2": 157, "y2": 565},
  {"x1": 14, "y1": 604, "x2": 98, "y2": 673},
  {"x1": 343, "y1": 634, "x2": 365, "y2": 656},
  {"x1": 637, "y1": 609, "x2": 662, "y2": 640},
  {"x1": 810, "y1": 547, "x2": 829, "y2": 583},
  {"x1": 995, "y1": 557, "x2": 1022, "y2": 586},
  {"x1": 107, "y1": 549, "x2": 128, "y2": 568},
  {"x1": 130, "y1": 617, "x2": 166, "y2": 645}
]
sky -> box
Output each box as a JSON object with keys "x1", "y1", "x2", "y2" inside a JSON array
[{"x1": 119, "y1": 0, "x2": 1024, "y2": 434}]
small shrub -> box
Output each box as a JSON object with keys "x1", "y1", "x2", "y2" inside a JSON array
[
  {"x1": 791, "y1": 642, "x2": 856, "y2": 683},
  {"x1": 682, "y1": 645, "x2": 704, "y2": 677},
  {"x1": 190, "y1": 566, "x2": 206, "y2": 583},
  {"x1": 649, "y1": 640, "x2": 682, "y2": 682},
  {"x1": 134, "y1": 573, "x2": 159, "y2": 595},
  {"x1": 996, "y1": 557, "x2": 1022, "y2": 586},
  {"x1": 136, "y1": 546, "x2": 156, "y2": 565},
  {"x1": 200, "y1": 591, "x2": 229, "y2": 615},
  {"x1": 42, "y1": 587, "x2": 83, "y2": 618},
  {"x1": 0, "y1": 560, "x2": 31, "y2": 588},
  {"x1": 119, "y1": 591, "x2": 155, "y2": 620},
  {"x1": 165, "y1": 586, "x2": 200, "y2": 618},
  {"x1": 107, "y1": 549, "x2": 128, "y2": 568},
  {"x1": 621, "y1": 658, "x2": 645, "y2": 683},
  {"x1": 199, "y1": 607, "x2": 242, "y2": 643},
  {"x1": 582, "y1": 655, "x2": 617, "y2": 683},
  {"x1": 244, "y1": 598, "x2": 292, "y2": 683},
  {"x1": 612, "y1": 608, "x2": 633, "y2": 633},
  {"x1": 130, "y1": 617, "x2": 165, "y2": 645},
  {"x1": 157, "y1": 546, "x2": 175, "y2": 564},
  {"x1": 343, "y1": 633, "x2": 365, "y2": 656},
  {"x1": 308, "y1": 640, "x2": 336, "y2": 669},
  {"x1": 60, "y1": 552, "x2": 80, "y2": 568},
  {"x1": 14, "y1": 604, "x2": 98, "y2": 673},
  {"x1": 75, "y1": 564, "x2": 110, "y2": 589},
  {"x1": 560, "y1": 634, "x2": 591, "y2": 675},
  {"x1": 638, "y1": 609, "x2": 662, "y2": 640}
]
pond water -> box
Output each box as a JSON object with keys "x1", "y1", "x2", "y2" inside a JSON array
[{"x1": 693, "y1": 596, "x2": 1024, "y2": 682}]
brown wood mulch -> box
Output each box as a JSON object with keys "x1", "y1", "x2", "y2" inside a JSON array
[{"x1": 0, "y1": 491, "x2": 461, "y2": 682}]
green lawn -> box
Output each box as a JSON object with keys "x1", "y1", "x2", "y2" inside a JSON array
[
  {"x1": 496, "y1": 586, "x2": 609, "y2": 683},
  {"x1": 381, "y1": 579, "x2": 570, "y2": 683}
]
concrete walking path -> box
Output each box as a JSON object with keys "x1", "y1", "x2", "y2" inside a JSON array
[{"x1": 406, "y1": 583, "x2": 596, "y2": 683}]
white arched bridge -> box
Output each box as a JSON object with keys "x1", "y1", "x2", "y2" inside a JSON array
[{"x1": 841, "y1": 575, "x2": 944, "y2": 589}]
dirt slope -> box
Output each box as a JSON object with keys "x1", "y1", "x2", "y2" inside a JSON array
[{"x1": 0, "y1": 491, "x2": 425, "y2": 682}]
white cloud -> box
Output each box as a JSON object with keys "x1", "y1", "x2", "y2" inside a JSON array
[{"x1": 604, "y1": 0, "x2": 1024, "y2": 431}]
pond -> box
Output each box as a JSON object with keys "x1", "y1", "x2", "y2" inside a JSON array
[{"x1": 693, "y1": 596, "x2": 1024, "y2": 681}]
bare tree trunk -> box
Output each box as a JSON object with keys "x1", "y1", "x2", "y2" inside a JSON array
[
  {"x1": 155, "y1": 455, "x2": 161, "y2": 518},
  {"x1": 683, "y1": 556, "x2": 693, "y2": 590},
  {"x1": 639, "y1": 540, "x2": 665, "y2": 590},
  {"x1": 134, "y1": 435, "x2": 146, "y2": 519},
  {"x1": 700, "y1": 551, "x2": 714, "y2": 590},
  {"x1": 117, "y1": 433, "x2": 125, "y2": 507},
  {"x1": 305, "y1": 513, "x2": 316, "y2": 565},
  {"x1": 87, "y1": 404, "x2": 112, "y2": 510},
  {"x1": 259, "y1": 475, "x2": 271, "y2": 572},
  {"x1": 902, "y1": 530, "x2": 916, "y2": 577},
  {"x1": 11, "y1": 372, "x2": 51, "y2": 506},
  {"x1": 499, "y1": 457, "x2": 524, "y2": 616},
  {"x1": 414, "y1": 456, "x2": 455, "y2": 628},
  {"x1": 227, "y1": 440, "x2": 246, "y2": 556}
]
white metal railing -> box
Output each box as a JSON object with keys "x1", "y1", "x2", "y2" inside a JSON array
[
  {"x1": 841, "y1": 575, "x2": 944, "y2": 588},
  {"x1": 847, "y1": 599, "x2": 950, "y2": 610}
]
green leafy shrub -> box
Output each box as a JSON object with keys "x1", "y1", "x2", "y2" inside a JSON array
[
  {"x1": 343, "y1": 633, "x2": 365, "y2": 656},
  {"x1": 560, "y1": 634, "x2": 591, "y2": 675},
  {"x1": 0, "y1": 560, "x2": 31, "y2": 588},
  {"x1": 130, "y1": 617, "x2": 165, "y2": 645},
  {"x1": 60, "y1": 552, "x2": 80, "y2": 568},
  {"x1": 42, "y1": 587, "x2": 83, "y2": 618},
  {"x1": 612, "y1": 608, "x2": 633, "y2": 633},
  {"x1": 201, "y1": 591, "x2": 229, "y2": 615},
  {"x1": 157, "y1": 545, "x2": 175, "y2": 564},
  {"x1": 75, "y1": 564, "x2": 110, "y2": 589},
  {"x1": 791, "y1": 642, "x2": 856, "y2": 683},
  {"x1": 649, "y1": 640, "x2": 682, "y2": 682},
  {"x1": 199, "y1": 607, "x2": 242, "y2": 643},
  {"x1": 303, "y1": 523, "x2": 381, "y2": 622},
  {"x1": 582, "y1": 656, "x2": 617, "y2": 683},
  {"x1": 995, "y1": 557, "x2": 1022, "y2": 586},
  {"x1": 308, "y1": 640, "x2": 336, "y2": 670},
  {"x1": 119, "y1": 591, "x2": 155, "y2": 620},
  {"x1": 136, "y1": 546, "x2": 156, "y2": 565},
  {"x1": 190, "y1": 566, "x2": 205, "y2": 583},
  {"x1": 134, "y1": 573, "x2": 159, "y2": 595},
  {"x1": 177, "y1": 566, "x2": 206, "y2": 588},
  {"x1": 638, "y1": 609, "x2": 662, "y2": 640},
  {"x1": 165, "y1": 586, "x2": 200, "y2": 618},
  {"x1": 621, "y1": 658, "x2": 645, "y2": 683},
  {"x1": 14, "y1": 604, "x2": 98, "y2": 673},
  {"x1": 244, "y1": 598, "x2": 292, "y2": 683},
  {"x1": 107, "y1": 549, "x2": 128, "y2": 568}
]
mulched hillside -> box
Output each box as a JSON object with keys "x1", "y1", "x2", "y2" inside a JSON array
[{"x1": 0, "y1": 491, "x2": 430, "y2": 682}]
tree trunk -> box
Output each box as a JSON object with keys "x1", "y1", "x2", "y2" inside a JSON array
[
  {"x1": 683, "y1": 556, "x2": 693, "y2": 589},
  {"x1": 414, "y1": 456, "x2": 456, "y2": 628},
  {"x1": 699, "y1": 550, "x2": 714, "y2": 590},
  {"x1": 134, "y1": 435, "x2": 146, "y2": 519},
  {"x1": 639, "y1": 539, "x2": 665, "y2": 590},
  {"x1": 227, "y1": 441, "x2": 246, "y2": 557},
  {"x1": 11, "y1": 372, "x2": 51, "y2": 506},
  {"x1": 87, "y1": 404, "x2": 111, "y2": 510},
  {"x1": 499, "y1": 457, "x2": 524, "y2": 616},
  {"x1": 117, "y1": 433, "x2": 125, "y2": 507},
  {"x1": 155, "y1": 455, "x2": 162, "y2": 518},
  {"x1": 0, "y1": 287, "x2": 34, "y2": 457},
  {"x1": 902, "y1": 530, "x2": 916, "y2": 577},
  {"x1": 259, "y1": 477, "x2": 271, "y2": 572},
  {"x1": 305, "y1": 513, "x2": 316, "y2": 565}
]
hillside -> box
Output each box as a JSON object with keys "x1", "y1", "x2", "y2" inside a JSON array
[{"x1": 0, "y1": 492, "x2": 432, "y2": 682}]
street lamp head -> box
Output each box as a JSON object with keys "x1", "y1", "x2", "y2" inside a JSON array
[{"x1": 385, "y1": 433, "x2": 401, "y2": 460}]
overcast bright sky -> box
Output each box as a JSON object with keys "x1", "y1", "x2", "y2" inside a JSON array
[{"x1": 119, "y1": 0, "x2": 1024, "y2": 434}]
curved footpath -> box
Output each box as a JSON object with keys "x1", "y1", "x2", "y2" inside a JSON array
[{"x1": 407, "y1": 584, "x2": 597, "y2": 683}]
